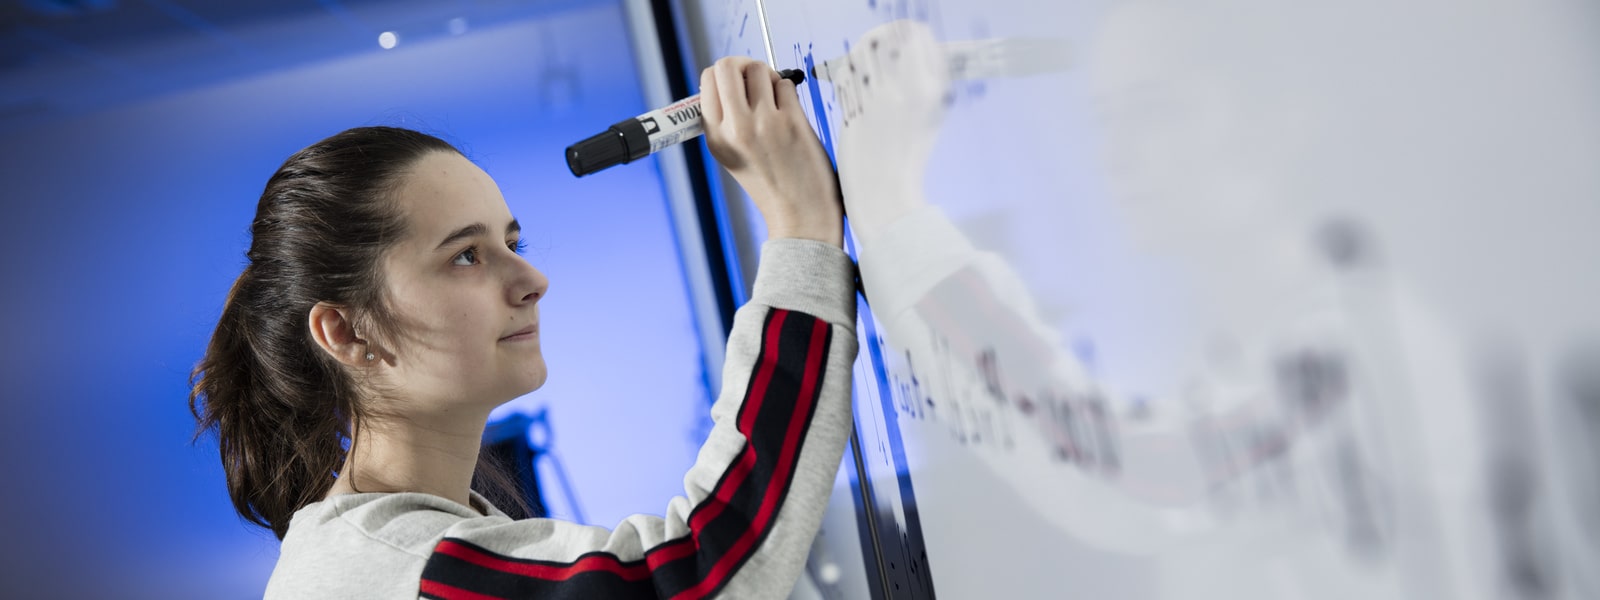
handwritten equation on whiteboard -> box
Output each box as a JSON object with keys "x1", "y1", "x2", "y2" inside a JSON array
[{"x1": 865, "y1": 246, "x2": 1401, "y2": 563}]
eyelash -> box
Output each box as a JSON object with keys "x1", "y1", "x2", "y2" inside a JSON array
[{"x1": 453, "y1": 239, "x2": 527, "y2": 266}]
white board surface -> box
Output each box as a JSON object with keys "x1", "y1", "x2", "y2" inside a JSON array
[{"x1": 676, "y1": 0, "x2": 1600, "y2": 597}]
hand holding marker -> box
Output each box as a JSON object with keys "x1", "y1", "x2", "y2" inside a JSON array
[
  {"x1": 566, "y1": 69, "x2": 807, "y2": 177},
  {"x1": 565, "y1": 35, "x2": 1069, "y2": 177}
]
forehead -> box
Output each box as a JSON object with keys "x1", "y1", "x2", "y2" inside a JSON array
[{"x1": 391, "y1": 151, "x2": 511, "y2": 243}]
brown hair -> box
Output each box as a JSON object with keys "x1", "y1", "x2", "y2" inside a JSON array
[{"x1": 189, "y1": 126, "x2": 529, "y2": 539}]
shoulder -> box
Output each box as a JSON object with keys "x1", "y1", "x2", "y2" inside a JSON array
[{"x1": 264, "y1": 492, "x2": 508, "y2": 599}]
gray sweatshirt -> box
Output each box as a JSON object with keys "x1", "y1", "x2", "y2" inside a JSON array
[{"x1": 263, "y1": 239, "x2": 859, "y2": 599}]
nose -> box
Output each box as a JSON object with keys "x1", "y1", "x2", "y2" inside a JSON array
[{"x1": 508, "y1": 256, "x2": 549, "y2": 306}]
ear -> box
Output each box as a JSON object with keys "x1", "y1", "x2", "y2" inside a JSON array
[{"x1": 308, "y1": 301, "x2": 372, "y2": 367}]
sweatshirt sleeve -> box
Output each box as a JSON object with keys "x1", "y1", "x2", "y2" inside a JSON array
[{"x1": 418, "y1": 238, "x2": 859, "y2": 600}]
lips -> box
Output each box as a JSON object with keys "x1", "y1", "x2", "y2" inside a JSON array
[{"x1": 499, "y1": 324, "x2": 538, "y2": 341}]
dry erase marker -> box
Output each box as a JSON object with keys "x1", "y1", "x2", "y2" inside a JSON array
[{"x1": 566, "y1": 68, "x2": 807, "y2": 177}]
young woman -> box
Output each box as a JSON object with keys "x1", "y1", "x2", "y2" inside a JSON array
[{"x1": 190, "y1": 57, "x2": 858, "y2": 599}]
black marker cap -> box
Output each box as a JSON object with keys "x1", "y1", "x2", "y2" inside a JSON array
[{"x1": 566, "y1": 118, "x2": 650, "y2": 177}]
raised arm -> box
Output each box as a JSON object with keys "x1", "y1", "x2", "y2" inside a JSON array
[{"x1": 417, "y1": 57, "x2": 856, "y2": 600}]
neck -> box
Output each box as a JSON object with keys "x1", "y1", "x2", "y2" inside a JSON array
[{"x1": 332, "y1": 408, "x2": 490, "y2": 512}]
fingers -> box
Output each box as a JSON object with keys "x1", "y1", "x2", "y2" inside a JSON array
[
  {"x1": 774, "y1": 76, "x2": 799, "y2": 113},
  {"x1": 705, "y1": 56, "x2": 816, "y2": 139},
  {"x1": 775, "y1": 78, "x2": 812, "y2": 129},
  {"x1": 742, "y1": 61, "x2": 777, "y2": 113},
  {"x1": 714, "y1": 57, "x2": 752, "y2": 120},
  {"x1": 700, "y1": 67, "x2": 722, "y2": 128}
]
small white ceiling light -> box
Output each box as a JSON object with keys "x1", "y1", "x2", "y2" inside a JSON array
[
  {"x1": 378, "y1": 31, "x2": 398, "y2": 49},
  {"x1": 448, "y1": 17, "x2": 468, "y2": 36}
]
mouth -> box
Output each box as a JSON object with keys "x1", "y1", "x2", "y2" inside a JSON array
[{"x1": 499, "y1": 324, "x2": 539, "y2": 342}]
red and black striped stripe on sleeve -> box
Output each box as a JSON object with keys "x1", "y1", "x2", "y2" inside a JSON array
[{"x1": 419, "y1": 308, "x2": 833, "y2": 600}]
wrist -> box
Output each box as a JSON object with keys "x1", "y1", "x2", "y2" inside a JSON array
[{"x1": 767, "y1": 219, "x2": 843, "y2": 248}]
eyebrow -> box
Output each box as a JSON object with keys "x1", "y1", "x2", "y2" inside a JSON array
[{"x1": 435, "y1": 219, "x2": 521, "y2": 251}]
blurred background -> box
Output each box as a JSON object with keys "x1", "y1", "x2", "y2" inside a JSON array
[{"x1": 0, "y1": 0, "x2": 720, "y2": 596}]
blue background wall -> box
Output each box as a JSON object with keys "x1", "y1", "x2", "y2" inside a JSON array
[{"x1": 0, "y1": 2, "x2": 713, "y2": 597}]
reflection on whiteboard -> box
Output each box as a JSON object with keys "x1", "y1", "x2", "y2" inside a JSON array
[{"x1": 681, "y1": 0, "x2": 1600, "y2": 598}]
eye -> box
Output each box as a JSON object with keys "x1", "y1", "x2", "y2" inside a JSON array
[
  {"x1": 508, "y1": 238, "x2": 527, "y2": 254},
  {"x1": 453, "y1": 247, "x2": 479, "y2": 266}
]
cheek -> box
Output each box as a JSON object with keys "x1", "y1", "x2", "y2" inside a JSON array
[
  {"x1": 392, "y1": 287, "x2": 498, "y2": 357},
  {"x1": 439, "y1": 305, "x2": 498, "y2": 354}
]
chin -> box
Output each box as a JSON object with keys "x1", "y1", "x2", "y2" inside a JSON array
[
  {"x1": 525, "y1": 370, "x2": 548, "y2": 392},
  {"x1": 516, "y1": 360, "x2": 549, "y2": 394}
]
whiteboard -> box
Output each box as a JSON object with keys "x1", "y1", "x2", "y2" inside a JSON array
[{"x1": 675, "y1": 0, "x2": 1600, "y2": 597}]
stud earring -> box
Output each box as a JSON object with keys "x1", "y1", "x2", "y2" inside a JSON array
[{"x1": 365, "y1": 352, "x2": 375, "y2": 361}]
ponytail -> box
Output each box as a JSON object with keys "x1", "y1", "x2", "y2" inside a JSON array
[{"x1": 190, "y1": 269, "x2": 353, "y2": 539}]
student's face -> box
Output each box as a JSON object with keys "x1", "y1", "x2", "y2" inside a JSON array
[{"x1": 375, "y1": 151, "x2": 549, "y2": 412}]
